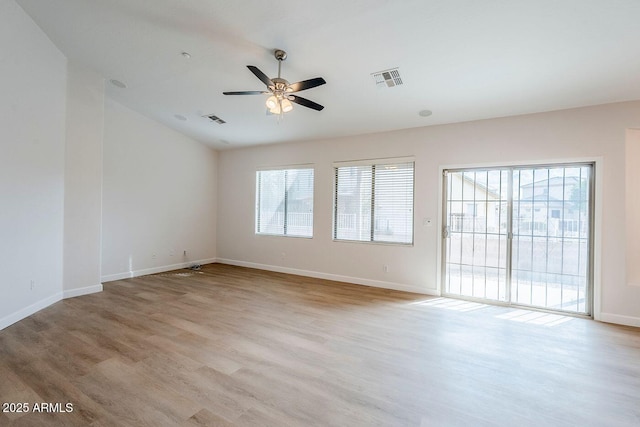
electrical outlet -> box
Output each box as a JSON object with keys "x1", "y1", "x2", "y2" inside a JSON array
[
  {"x1": 152, "y1": 253, "x2": 157, "y2": 259},
  {"x1": 383, "y1": 265, "x2": 389, "y2": 273},
  {"x1": 30, "y1": 280, "x2": 35, "y2": 290},
  {"x1": 183, "y1": 250, "x2": 187, "y2": 256}
]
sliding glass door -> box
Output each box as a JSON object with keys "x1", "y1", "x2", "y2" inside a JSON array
[
  {"x1": 442, "y1": 164, "x2": 593, "y2": 315},
  {"x1": 443, "y1": 169, "x2": 510, "y2": 302}
]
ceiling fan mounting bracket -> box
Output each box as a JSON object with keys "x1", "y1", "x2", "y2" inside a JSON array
[{"x1": 274, "y1": 49, "x2": 287, "y2": 61}]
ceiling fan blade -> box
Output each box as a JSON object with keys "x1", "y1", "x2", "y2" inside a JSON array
[
  {"x1": 288, "y1": 77, "x2": 326, "y2": 93},
  {"x1": 247, "y1": 65, "x2": 274, "y2": 87},
  {"x1": 289, "y1": 95, "x2": 324, "y2": 111},
  {"x1": 223, "y1": 91, "x2": 269, "y2": 95}
]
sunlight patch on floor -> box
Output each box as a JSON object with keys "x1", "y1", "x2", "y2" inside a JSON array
[
  {"x1": 495, "y1": 309, "x2": 573, "y2": 326},
  {"x1": 410, "y1": 297, "x2": 574, "y2": 326},
  {"x1": 410, "y1": 298, "x2": 488, "y2": 312}
]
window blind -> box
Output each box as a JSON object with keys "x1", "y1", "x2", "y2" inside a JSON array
[
  {"x1": 256, "y1": 168, "x2": 314, "y2": 237},
  {"x1": 334, "y1": 161, "x2": 414, "y2": 244}
]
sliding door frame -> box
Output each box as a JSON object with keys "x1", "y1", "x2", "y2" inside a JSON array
[{"x1": 438, "y1": 160, "x2": 597, "y2": 318}]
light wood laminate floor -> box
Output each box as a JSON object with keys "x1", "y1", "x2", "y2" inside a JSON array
[{"x1": 1, "y1": 263, "x2": 639, "y2": 426}]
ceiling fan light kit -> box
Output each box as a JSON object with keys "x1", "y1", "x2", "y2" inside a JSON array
[
  {"x1": 223, "y1": 49, "x2": 326, "y2": 118},
  {"x1": 266, "y1": 95, "x2": 293, "y2": 114}
]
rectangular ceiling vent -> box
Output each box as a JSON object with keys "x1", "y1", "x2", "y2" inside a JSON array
[
  {"x1": 204, "y1": 114, "x2": 226, "y2": 124},
  {"x1": 372, "y1": 68, "x2": 403, "y2": 88}
]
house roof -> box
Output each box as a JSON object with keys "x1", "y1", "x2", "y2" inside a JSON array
[
  {"x1": 520, "y1": 176, "x2": 583, "y2": 189},
  {"x1": 451, "y1": 172, "x2": 502, "y2": 200},
  {"x1": 15, "y1": 0, "x2": 640, "y2": 149}
]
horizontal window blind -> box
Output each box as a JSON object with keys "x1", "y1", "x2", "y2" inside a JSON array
[
  {"x1": 334, "y1": 161, "x2": 414, "y2": 244},
  {"x1": 256, "y1": 168, "x2": 314, "y2": 237}
]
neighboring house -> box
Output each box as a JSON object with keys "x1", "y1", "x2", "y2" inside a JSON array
[
  {"x1": 516, "y1": 176, "x2": 589, "y2": 238},
  {"x1": 447, "y1": 172, "x2": 503, "y2": 233},
  {"x1": 448, "y1": 173, "x2": 589, "y2": 238}
]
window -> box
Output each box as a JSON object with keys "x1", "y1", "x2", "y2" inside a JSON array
[
  {"x1": 256, "y1": 167, "x2": 314, "y2": 237},
  {"x1": 333, "y1": 159, "x2": 414, "y2": 244}
]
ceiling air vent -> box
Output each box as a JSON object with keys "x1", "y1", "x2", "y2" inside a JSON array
[
  {"x1": 372, "y1": 68, "x2": 403, "y2": 88},
  {"x1": 204, "y1": 114, "x2": 226, "y2": 124}
]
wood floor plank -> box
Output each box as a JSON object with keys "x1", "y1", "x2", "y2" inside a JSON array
[
  {"x1": 181, "y1": 408, "x2": 235, "y2": 427},
  {"x1": 1, "y1": 263, "x2": 639, "y2": 426}
]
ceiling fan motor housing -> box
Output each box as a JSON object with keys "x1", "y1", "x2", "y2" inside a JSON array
[{"x1": 270, "y1": 78, "x2": 293, "y2": 98}]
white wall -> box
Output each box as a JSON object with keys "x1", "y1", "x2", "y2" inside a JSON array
[
  {"x1": 101, "y1": 98, "x2": 218, "y2": 281},
  {"x1": 217, "y1": 101, "x2": 640, "y2": 326},
  {"x1": 626, "y1": 129, "x2": 640, "y2": 288},
  {"x1": 0, "y1": 0, "x2": 67, "y2": 328},
  {"x1": 63, "y1": 63, "x2": 104, "y2": 298}
]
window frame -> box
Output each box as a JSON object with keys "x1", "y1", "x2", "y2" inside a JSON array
[
  {"x1": 255, "y1": 165, "x2": 315, "y2": 238},
  {"x1": 332, "y1": 157, "x2": 415, "y2": 245}
]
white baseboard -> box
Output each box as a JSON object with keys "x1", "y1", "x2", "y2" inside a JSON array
[
  {"x1": 599, "y1": 312, "x2": 640, "y2": 328},
  {"x1": 215, "y1": 258, "x2": 438, "y2": 296},
  {"x1": 63, "y1": 284, "x2": 103, "y2": 299},
  {"x1": 100, "y1": 271, "x2": 133, "y2": 282},
  {"x1": 0, "y1": 292, "x2": 63, "y2": 330},
  {"x1": 101, "y1": 258, "x2": 217, "y2": 283}
]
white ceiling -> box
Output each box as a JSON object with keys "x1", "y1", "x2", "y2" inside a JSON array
[{"x1": 16, "y1": 0, "x2": 640, "y2": 150}]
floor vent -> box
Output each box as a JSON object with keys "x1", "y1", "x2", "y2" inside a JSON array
[
  {"x1": 205, "y1": 114, "x2": 226, "y2": 124},
  {"x1": 372, "y1": 68, "x2": 403, "y2": 88}
]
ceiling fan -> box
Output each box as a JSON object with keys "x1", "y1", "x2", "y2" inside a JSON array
[{"x1": 223, "y1": 49, "x2": 326, "y2": 115}]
